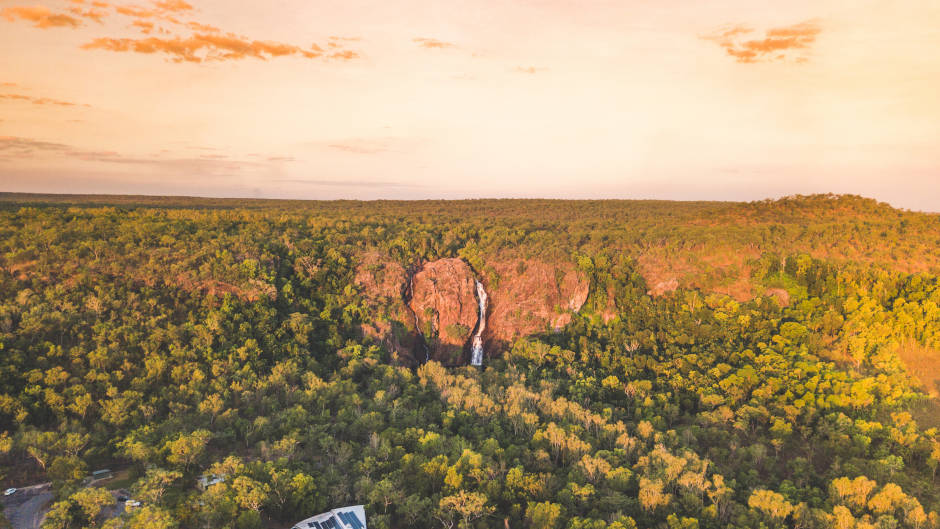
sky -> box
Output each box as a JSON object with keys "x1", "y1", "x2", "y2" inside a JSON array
[{"x1": 1, "y1": 0, "x2": 939, "y2": 210}]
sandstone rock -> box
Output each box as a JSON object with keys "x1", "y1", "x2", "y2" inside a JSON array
[
  {"x1": 765, "y1": 288, "x2": 790, "y2": 307},
  {"x1": 408, "y1": 258, "x2": 480, "y2": 364},
  {"x1": 486, "y1": 259, "x2": 589, "y2": 345},
  {"x1": 353, "y1": 253, "x2": 422, "y2": 363},
  {"x1": 354, "y1": 253, "x2": 592, "y2": 365},
  {"x1": 647, "y1": 278, "x2": 679, "y2": 297},
  {"x1": 354, "y1": 252, "x2": 406, "y2": 300}
]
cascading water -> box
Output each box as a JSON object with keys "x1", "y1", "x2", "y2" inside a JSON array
[{"x1": 470, "y1": 280, "x2": 488, "y2": 366}]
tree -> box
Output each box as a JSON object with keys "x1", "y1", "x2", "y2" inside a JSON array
[
  {"x1": 19, "y1": 429, "x2": 57, "y2": 471},
  {"x1": 125, "y1": 506, "x2": 178, "y2": 529},
  {"x1": 367, "y1": 478, "x2": 403, "y2": 515},
  {"x1": 164, "y1": 430, "x2": 211, "y2": 470},
  {"x1": 71, "y1": 488, "x2": 114, "y2": 525},
  {"x1": 231, "y1": 476, "x2": 270, "y2": 512},
  {"x1": 525, "y1": 501, "x2": 562, "y2": 529},
  {"x1": 748, "y1": 489, "x2": 793, "y2": 523},
  {"x1": 438, "y1": 491, "x2": 493, "y2": 529},
  {"x1": 133, "y1": 468, "x2": 182, "y2": 504},
  {"x1": 42, "y1": 488, "x2": 114, "y2": 529},
  {"x1": 638, "y1": 478, "x2": 670, "y2": 512},
  {"x1": 47, "y1": 456, "x2": 87, "y2": 495}
]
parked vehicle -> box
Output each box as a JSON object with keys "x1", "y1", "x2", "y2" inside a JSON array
[{"x1": 3, "y1": 488, "x2": 16, "y2": 496}]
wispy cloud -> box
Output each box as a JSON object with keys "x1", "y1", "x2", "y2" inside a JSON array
[
  {"x1": 130, "y1": 19, "x2": 154, "y2": 32},
  {"x1": 153, "y1": 0, "x2": 192, "y2": 12},
  {"x1": 413, "y1": 37, "x2": 456, "y2": 49},
  {"x1": 273, "y1": 178, "x2": 417, "y2": 188},
  {"x1": 1, "y1": 5, "x2": 82, "y2": 28},
  {"x1": 184, "y1": 20, "x2": 218, "y2": 33},
  {"x1": 82, "y1": 34, "x2": 337, "y2": 62},
  {"x1": 0, "y1": 92, "x2": 88, "y2": 107},
  {"x1": 0, "y1": 135, "x2": 282, "y2": 176},
  {"x1": 1, "y1": 1, "x2": 361, "y2": 63},
  {"x1": 704, "y1": 20, "x2": 821, "y2": 64},
  {"x1": 325, "y1": 138, "x2": 391, "y2": 155},
  {"x1": 327, "y1": 49, "x2": 359, "y2": 60},
  {"x1": 0, "y1": 136, "x2": 71, "y2": 155},
  {"x1": 67, "y1": 5, "x2": 108, "y2": 23},
  {"x1": 307, "y1": 135, "x2": 422, "y2": 156}
]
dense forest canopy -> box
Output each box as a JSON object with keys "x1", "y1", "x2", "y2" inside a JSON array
[{"x1": 1, "y1": 193, "x2": 940, "y2": 529}]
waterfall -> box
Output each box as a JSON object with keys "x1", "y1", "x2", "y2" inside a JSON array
[{"x1": 470, "y1": 280, "x2": 487, "y2": 366}]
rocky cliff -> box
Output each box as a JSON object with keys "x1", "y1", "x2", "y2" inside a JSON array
[
  {"x1": 355, "y1": 254, "x2": 591, "y2": 366},
  {"x1": 408, "y1": 258, "x2": 480, "y2": 365},
  {"x1": 485, "y1": 259, "x2": 589, "y2": 346},
  {"x1": 353, "y1": 252, "x2": 424, "y2": 364}
]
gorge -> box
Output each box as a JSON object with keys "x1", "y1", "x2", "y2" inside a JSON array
[{"x1": 355, "y1": 255, "x2": 591, "y2": 366}]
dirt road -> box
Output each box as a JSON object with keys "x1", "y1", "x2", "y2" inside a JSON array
[{"x1": 1, "y1": 483, "x2": 53, "y2": 529}]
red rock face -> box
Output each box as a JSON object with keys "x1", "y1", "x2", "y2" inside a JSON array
[
  {"x1": 408, "y1": 258, "x2": 480, "y2": 364},
  {"x1": 353, "y1": 252, "x2": 422, "y2": 363},
  {"x1": 355, "y1": 253, "x2": 591, "y2": 365},
  {"x1": 647, "y1": 278, "x2": 679, "y2": 297},
  {"x1": 765, "y1": 288, "x2": 791, "y2": 307},
  {"x1": 485, "y1": 259, "x2": 589, "y2": 346},
  {"x1": 354, "y1": 252, "x2": 406, "y2": 301}
]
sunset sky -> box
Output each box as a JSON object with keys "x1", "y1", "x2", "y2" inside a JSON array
[{"x1": 1, "y1": 0, "x2": 938, "y2": 209}]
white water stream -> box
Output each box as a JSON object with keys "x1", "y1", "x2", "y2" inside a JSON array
[{"x1": 470, "y1": 280, "x2": 488, "y2": 366}]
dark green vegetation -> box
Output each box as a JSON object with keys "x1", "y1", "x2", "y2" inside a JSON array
[{"x1": 1, "y1": 193, "x2": 940, "y2": 529}]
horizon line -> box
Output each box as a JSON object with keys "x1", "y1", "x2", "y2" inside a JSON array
[{"x1": 0, "y1": 190, "x2": 937, "y2": 214}]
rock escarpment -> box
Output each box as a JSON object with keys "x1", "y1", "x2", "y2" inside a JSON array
[
  {"x1": 408, "y1": 258, "x2": 480, "y2": 364},
  {"x1": 485, "y1": 259, "x2": 589, "y2": 345},
  {"x1": 353, "y1": 252, "x2": 424, "y2": 364},
  {"x1": 354, "y1": 254, "x2": 590, "y2": 366}
]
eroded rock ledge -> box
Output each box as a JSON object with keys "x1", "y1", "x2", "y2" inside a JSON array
[
  {"x1": 408, "y1": 258, "x2": 479, "y2": 365},
  {"x1": 355, "y1": 254, "x2": 590, "y2": 366}
]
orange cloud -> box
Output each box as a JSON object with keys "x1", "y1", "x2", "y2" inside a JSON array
[
  {"x1": 115, "y1": 4, "x2": 156, "y2": 18},
  {"x1": 0, "y1": 136, "x2": 276, "y2": 176},
  {"x1": 110, "y1": 1, "x2": 195, "y2": 28},
  {"x1": 704, "y1": 20, "x2": 821, "y2": 63},
  {"x1": 82, "y1": 33, "x2": 336, "y2": 62},
  {"x1": 0, "y1": 136, "x2": 72, "y2": 155},
  {"x1": 186, "y1": 20, "x2": 219, "y2": 33},
  {"x1": 154, "y1": 0, "x2": 192, "y2": 12},
  {"x1": 515, "y1": 66, "x2": 547, "y2": 74},
  {"x1": 131, "y1": 18, "x2": 154, "y2": 33},
  {"x1": 1, "y1": 5, "x2": 82, "y2": 28},
  {"x1": 68, "y1": 5, "x2": 107, "y2": 23},
  {"x1": 0, "y1": 93, "x2": 85, "y2": 107},
  {"x1": 4, "y1": 1, "x2": 360, "y2": 64},
  {"x1": 413, "y1": 37, "x2": 455, "y2": 49},
  {"x1": 328, "y1": 50, "x2": 359, "y2": 60}
]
